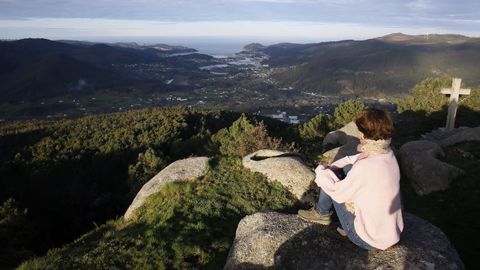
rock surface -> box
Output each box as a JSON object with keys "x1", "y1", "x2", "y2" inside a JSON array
[
  {"x1": 224, "y1": 211, "x2": 464, "y2": 269},
  {"x1": 421, "y1": 127, "x2": 470, "y2": 142},
  {"x1": 323, "y1": 121, "x2": 361, "y2": 146},
  {"x1": 439, "y1": 126, "x2": 480, "y2": 147},
  {"x1": 321, "y1": 141, "x2": 359, "y2": 164},
  {"x1": 321, "y1": 121, "x2": 361, "y2": 164},
  {"x1": 242, "y1": 150, "x2": 315, "y2": 203},
  {"x1": 124, "y1": 156, "x2": 209, "y2": 220},
  {"x1": 399, "y1": 140, "x2": 464, "y2": 195}
]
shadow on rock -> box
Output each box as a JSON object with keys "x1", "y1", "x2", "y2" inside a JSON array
[
  {"x1": 273, "y1": 225, "x2": 368, "y2": 269},
  {"x1": 224, "y1": 212, "x2": 464, "y2": 269}
]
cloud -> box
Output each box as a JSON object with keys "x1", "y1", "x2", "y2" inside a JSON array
[
  {"x1": 407, "y1": 0, "x2": 432, "y2": 11},
  {"x1": 228, "y1": 0, "x2": 359, "y2": 3},
  {"x1": 408, "y1": 16, "x2": 480, "y2": 25},
  {"x1": 1, "y1": 18, "x2": 478, "y2": 42},
  {"x1": 0, "y1": 0, "x2": 479, "y2": 39}
]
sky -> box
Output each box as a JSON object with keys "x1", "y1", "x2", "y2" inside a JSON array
[{"x1": 0, "y1": 0, "x2": 479, "y2": 44}]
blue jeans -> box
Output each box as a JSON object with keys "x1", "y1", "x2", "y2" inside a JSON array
[{"x1": 316, "y1": 189, "x2": 375, "y2": 250}]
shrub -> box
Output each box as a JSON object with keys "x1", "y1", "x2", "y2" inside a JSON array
[
  {"x1": 128, "y1": 147, "x2": 167, "y2": 195},
  {"x1": 395, "y1": 76, "x2": 480, "y2": 136},
  {"x1": 0, "y1": 198, "x2": 33, "y2": 268},
  {"x1": 211, "y1": 114, "x2": 282, "y2": 157},
  {"x1": 298, "y1": 113, "x2": 333, "y2": 141},
  {"x1": 333, "y1": 100, "x2": 365, "y2": 128},
  {"x1": 397, "y1": 76, "x2": 452, "y2": 114},
  {"x1": 18, "y1": 158, "x2": 295, "y2": 270}
]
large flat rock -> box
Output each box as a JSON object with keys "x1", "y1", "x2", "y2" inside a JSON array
[
  {"x1": 242, "y1": 150, "x2": 316, "y2": 203},
  {"x1": 124, "y1": 156, "x2": 209, "y2": 220},
  {"x1": 321, "y1": 141, "x2": 359, "y2": 164},
  {"x1": 323, "y1": 121, "x2": 361, "y2": 146},
  {"x1": 225, "y1": 211, "x2": 464, "y2": 269},
  {"x1": 399, "y1": 140, "x2": 464, "y2": 195},
  {"x1": 440, "y1": 126, "x2": 480, "y2": 147}
]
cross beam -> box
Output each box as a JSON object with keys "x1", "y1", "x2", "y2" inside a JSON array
[{"x1": 441, "y1": 78, "x2": 471, "y2": 130}]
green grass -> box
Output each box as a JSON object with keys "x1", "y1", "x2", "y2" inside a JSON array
[
  {"x1": 18, "y1": 157, "x2": 296, "y2": 270},
  {"x1": 15, "y1": 128, "x2": 479, "y2": 269},
  {"x1": 401, "y1": 141, "x2": 480, "y2": 269}
]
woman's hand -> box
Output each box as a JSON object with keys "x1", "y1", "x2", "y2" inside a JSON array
[{"x1": 314, "y1": 164, "x2": 328, "y2": 174}]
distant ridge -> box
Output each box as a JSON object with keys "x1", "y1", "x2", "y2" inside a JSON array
[
  {"x1": 0, "y1": 39, "x2": 206, "y2": 102},
  {"x1": 59, "y1": 40, "x2": 197, "y2": 54},
  {"x1": 375, "y1": 32, "x2": 475, "y2": 44},
  {"x1": 377, "y1": 33, "x2": 416, "y2": 42},
  {"x1": 242, "y1": 43, "x2": 266, "y2": 52},
  {"x1": 259, "y1": 33, "x2": 480, "y2": 95},
  {"x1": 1, "y1": 33, "x2": 480, "y2": 104}
]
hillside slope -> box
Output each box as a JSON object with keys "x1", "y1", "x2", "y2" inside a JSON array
[
  {"x1": 0, "y1": 39, "x2": 208, "y2": 103},
  {"x1": 262, "y1": 33, "x2": 480, "y2": 95},
  {"x1": 2, "y1": 98, "x2": 480, "y2": 269}
]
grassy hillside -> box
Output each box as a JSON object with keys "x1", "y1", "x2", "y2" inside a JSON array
[
  {"x1": 17, "y1": 158, "x2": 296, "y2": 270},
  {"x1": 2, "y1": 84, "x2": 480, "y2": 268},
  {"x1": 0, "y1": 107, "x2": 243, "y2": 268},
  {"x1": 0, "y1": 39, "x2": 152, "y2": 102},
  {"x1": 0, "y1": 39, "x2": 215, "y2": 103},
  {"x1": 262, "y1": 34, "x2": 480, "y2": 95},
  {"x1": 0, "y1": 106, "x2": 296, "y2": 269},
  {"x1": 15, "y1": 113, "x2": 480, "y2": 269}
]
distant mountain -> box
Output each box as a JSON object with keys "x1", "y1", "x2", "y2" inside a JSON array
[
  {"x1": 1, "y1": 53, "x2": 118, "y2": 101},
  {"x1": 116, "y1": 43, "x2": 197, "y2": 54},
  {"x1": 3, "y1": 34, "x2": 480, "y2": 104},
  {"x1": 0, "y1": 39, "x2": 205, "y2": 102},
  {"x1": 242, "y1": 43, "x2": 266, "y2": 52},
  {"x1": 260, "y1": 33, "x2": 480, "y2": 95},
  {"x1": 377, "y1": 33, "x2": 474, "y2": 44},
  {"x1": 59, "y1": 40, "x2": 197, "y2": 55},
  {"x1": 72, "y1": 43, "x2": 160, "y2": 65},
  {"x1": 0, "y1": 39, "x2": 154, "y2": 101}
]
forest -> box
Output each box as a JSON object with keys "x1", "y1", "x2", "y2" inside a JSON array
[{"x1": 1, "y1": 77, "x2": 480, "y2": 269}]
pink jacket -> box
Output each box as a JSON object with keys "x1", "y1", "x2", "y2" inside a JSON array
[{"x1": 315, "y1": 152, "x2": 404, "y2": 250}]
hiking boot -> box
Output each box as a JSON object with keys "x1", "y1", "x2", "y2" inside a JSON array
[{"x1": 297, "y1": 207, "x2": 332, "y2": 225}]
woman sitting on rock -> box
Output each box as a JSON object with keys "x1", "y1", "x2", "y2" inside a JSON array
[{"x1": 298, "y1": 108, "x2": 403, "y2": 250}]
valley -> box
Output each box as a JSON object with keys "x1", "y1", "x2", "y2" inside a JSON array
[{"x1": 1, "y1": 33, "x2": 479, "y2": 123}]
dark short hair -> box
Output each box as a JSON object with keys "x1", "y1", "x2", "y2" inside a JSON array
[{"x1": 354, "y1": 108, "x2": 394, "y2": 140}]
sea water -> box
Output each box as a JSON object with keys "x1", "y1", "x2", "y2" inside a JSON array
[
  {"x1": 149, "y1": 37, "x2": 253, "y2": 57},
  {"x1": 107, "y1": 36, "x2": 278, "y2": 57}
]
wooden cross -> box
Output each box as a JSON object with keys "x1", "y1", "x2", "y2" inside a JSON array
[{"x1": 441, "y1": 78, "x2": 471, "y2": 130}]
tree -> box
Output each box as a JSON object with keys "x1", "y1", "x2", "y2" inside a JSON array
[
  {"x1": 397, "y1": 76, "x2": 451, "y2": 114},
  {"x1": 396, "y1": 76, "x2": 480, "y2": 129},
  {"x1": 334, "y1": 100, "x2": 365, "y2": 127},
  {"x1": 128, "y1": 148, "x2": 167, "y2": 194},
  {"x1": 211, "y1": 114, "x2": 282, "y2": 157},
  {"x1": 0, "y1": 198, "x2": 33, "y2": 268},
  {"x1": 299, "y1": 113, "x2": 333, "y2": 141}
]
